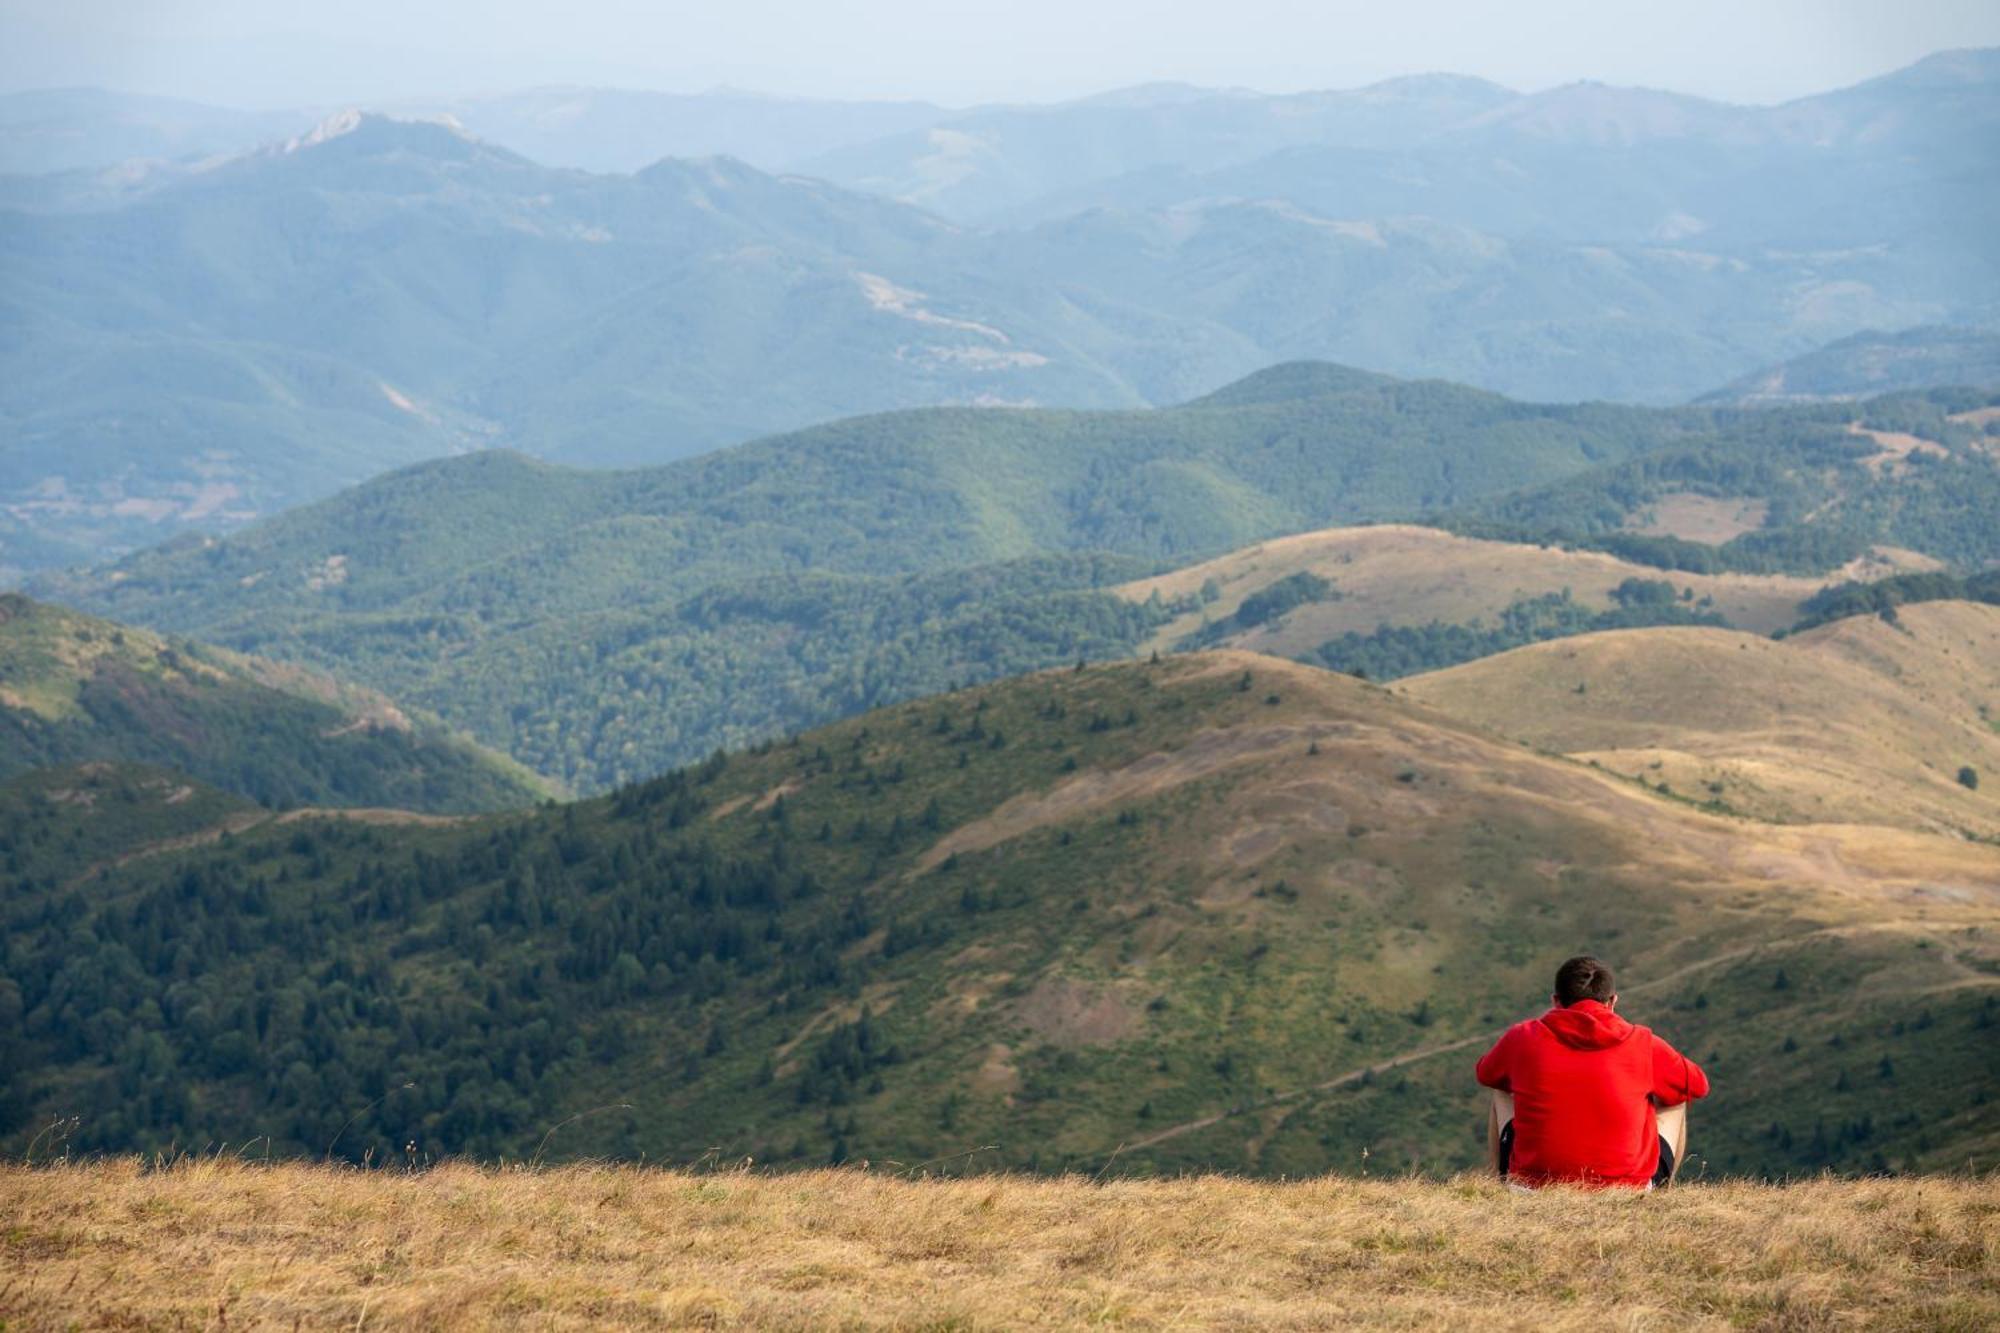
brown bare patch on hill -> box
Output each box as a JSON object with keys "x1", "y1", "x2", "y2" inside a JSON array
[
  {"x1": 1010, "y1": 975, "x2": 1142, "y2": 1047},
  {"x1": 1619, "y1": 491, "x2": 1769, "y2": 542},
  {"x1": 1848, "y1": 422, "x2": 1950, "y2": 477}
]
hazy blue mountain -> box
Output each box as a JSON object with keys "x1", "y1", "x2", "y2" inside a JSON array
[
  {"x1": 0, "y1": 113, "x2": 1180, "y2": 569},
  {"x1": 6, "y1": 53, "x2": 1998, "y2": 573},
  {"x1": 1696, "y1": 326, "x2": 2000, "y2": 404},
  {"x1": 1007, "y1": 202, "x2": 1947, "y2": 405},
  {"x1": 0, "y1": 85, "x2": 947, "y2": 179},
  {"x1": 808, "y1": 50, "x2": 2000, "y2": 227},
  {"x1": 797, "y1": 74, "x2": 1518, "y2": 220},
  {"x1": 403, "y1": 86, "x2": 946, "y2": 175}
]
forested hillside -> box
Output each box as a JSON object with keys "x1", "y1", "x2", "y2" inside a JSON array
[
  {"x1": 4, "y1": 653, "x2": 1993, "y2": 1175},
  {"x1": 39, "y1": 364, "x2": 1700, "y2": 789},
  {"x1": 0, "y1": 594, "x2": 548, "y2": 812},
  {"x1": 42, "y1": 369, "x2": 2000, "y2": 789},
  {"x1": 1446, "y1": 387, "x2": 2000, "y2": 573}
]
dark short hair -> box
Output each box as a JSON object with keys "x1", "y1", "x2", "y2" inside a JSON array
[{"x1": 1555, "y1": 955, "x2": 1616, "y2": 1006}]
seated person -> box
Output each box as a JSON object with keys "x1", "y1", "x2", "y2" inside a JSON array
[{"x1": 1475, "y1": 954, "x2": 1709, "y2": 1188}]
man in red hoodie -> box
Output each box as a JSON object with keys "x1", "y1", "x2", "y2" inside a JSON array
[{"x1": 1475, "y1": 955, "x2": 1709, "y2": 1188}]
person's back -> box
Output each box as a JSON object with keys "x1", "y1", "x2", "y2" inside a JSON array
[{"x1": 1476, "y1": 955, "x2": 1709, "y2": 1188}]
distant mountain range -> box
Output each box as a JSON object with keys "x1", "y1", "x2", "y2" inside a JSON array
[{"x1": 3, "y1": 51, "x2": 1997, "y2": 572}]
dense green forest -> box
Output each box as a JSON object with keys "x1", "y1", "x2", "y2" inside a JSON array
[
  {"x1": 1446, "y1": 388, "x2": 2000, "y2": 573},
  {"x1": 1313, "y1": 582, "x2": 1729, "y2": 681},
  {"x1": 45, "y1": 368, "x2": 2000, "y2": 793},
  {"x1": 0, "y1": 594, "x2": 548, "y2": 813},
  {"x1": 2, "y1": 657, "x2": 1990, "y2": 1178}
]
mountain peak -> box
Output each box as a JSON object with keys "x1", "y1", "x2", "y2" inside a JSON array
[
  {"x1": 1356, "y1": 72, "x2": 1518, "y2": 101},
  {"x1": 269, "y1": 109, "x2": 502, "y2": 163},
  {"x1": 1855, "y1": 47, "x2": 2000, "y2": 91},
  {"x1": 1068, "y1": 82, "x2": 1237, "y2": 110},
  {"x1": 1183, "y1": 361, "x2": 1397, "y2": 407}
]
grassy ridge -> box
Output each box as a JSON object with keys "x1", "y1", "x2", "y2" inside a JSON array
[
  {"x1": 3, "y1": 1163, "x2": 1995, "y2": 1330},
  {"x1": 1397, "y1": 601, "x2": 2000, "y2": 837}
]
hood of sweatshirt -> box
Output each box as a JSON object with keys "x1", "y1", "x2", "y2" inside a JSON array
[{"x1": 1537, "y1": 999, "x2": 1635, "y2": 1050}]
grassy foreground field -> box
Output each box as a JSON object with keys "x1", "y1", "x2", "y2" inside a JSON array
[{"x1": 3, "y1": 1162, "x2": 1995, "y2": 1330}]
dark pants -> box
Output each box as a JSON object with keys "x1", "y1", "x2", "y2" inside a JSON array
[{"x1": 1496, "y1": 1124, "x2": 1676, "y2": 1188}]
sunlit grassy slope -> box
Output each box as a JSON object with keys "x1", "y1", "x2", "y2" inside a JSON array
[
  {"x1": 1399, "y1": 600, "x2": 2000, "y2": 837},
  {"x1": 1114, "y1": 522, "x2": 1853, "y2": 657},
  {"x1": 3, "y1": 1162, "x2": 1996, "y2": 1330}
]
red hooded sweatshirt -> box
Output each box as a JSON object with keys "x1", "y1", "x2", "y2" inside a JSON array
[{"x1": 1475, "y1": 999, "x2": 1709, "y2": 1188}]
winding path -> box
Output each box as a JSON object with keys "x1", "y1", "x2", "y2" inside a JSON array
[{"x1": 1110, "y1": 921, "x2": 1978, "y2": 1160}]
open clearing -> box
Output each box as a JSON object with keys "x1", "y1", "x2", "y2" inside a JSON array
[{"x1": 3, "y1": 1162, "x2": 1995, "y2": 1330}]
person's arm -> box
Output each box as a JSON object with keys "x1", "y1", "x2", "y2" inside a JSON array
[
  {"x1": 1649, "y1": 1033, "x2": 1710, "y2": 1105},
  {"x1": 1474, "y1": 1026, "x2": 1516, "y2": 1090}
]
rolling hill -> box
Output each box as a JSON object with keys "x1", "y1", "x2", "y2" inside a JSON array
[
  {"x1": 0, "y1": 593, "x2": 550, "y2": 812},
  {"x1": 36, "y1": 363, "x2": 1709, "y2": 789},
  {"x1": 1113, "y1": 522, "x2": 1855, "y2": 660},
  {"x1": 38, "y1": 368, "x2": 2000, "y2": 791},
  {"x1": 1397, "y1": 600, "x2": 2000, "y2": 839},
  {"x1": 1698, "y1": 326, "x2": 2000, "y2": 405},
  {"x1": 3, "y1": 651, "x2": 1994, "y2": 1176}
]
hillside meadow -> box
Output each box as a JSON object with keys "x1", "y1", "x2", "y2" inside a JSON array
[
  {"x1": 2, "y1": 1160, "x2": 1996, "y2": 1329},
  {"x1": 1397, "y1": 600, "x2": 2000, "y2": 838}
]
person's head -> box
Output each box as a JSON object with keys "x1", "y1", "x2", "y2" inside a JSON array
[{"x1": 1553, "y1": 955, "x2": 1617, "y2": 1009}]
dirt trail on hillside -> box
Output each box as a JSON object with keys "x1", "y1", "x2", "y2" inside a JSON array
[
  {"x1": 1110, "y1": 921, "x2": 1991, "y2": 1161},
  {"x1": 64, "y1": 806, "x2": 475, "y2": 888}
]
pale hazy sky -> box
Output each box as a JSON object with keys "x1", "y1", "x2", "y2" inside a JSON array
[{"x1": 4, "y1": 0, "x2": 1998, "y2": 108}]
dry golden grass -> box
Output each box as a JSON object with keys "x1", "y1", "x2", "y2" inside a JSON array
[
  {"x1": 1114, "y1": 525, "x2": 1858, "y2": 657},
  {"x1": 1399, "y1": 602, "x2": 2000, "y2": 838},
  {"x1": 4, "y1": 1161, "x2": 1996, "y2": 1330},
  {"x1": 1114, "y1": 525, "x2": 1955, "y2": 661}
]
